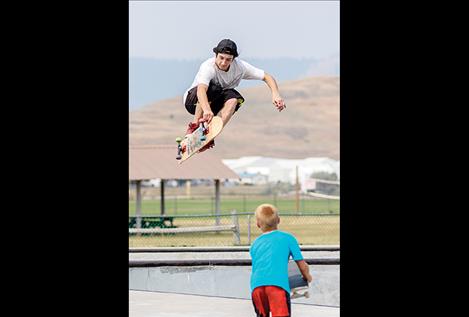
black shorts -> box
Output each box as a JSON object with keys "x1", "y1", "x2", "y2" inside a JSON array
[{"x1": 184, "y1": 82, "x2": 245, "y2": 115}]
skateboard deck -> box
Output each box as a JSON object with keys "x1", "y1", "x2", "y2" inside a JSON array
[
  {"x1": 288, "y1": 260, "x2": 310, "y2": 299},
  {"x1": 176, "y1": 116, "x2": 224, "y2": 164}
]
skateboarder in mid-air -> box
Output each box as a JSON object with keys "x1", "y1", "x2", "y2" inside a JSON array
[
  {"x1": 182, "y1": 39, "x2": 286, "y2": 152},
  {"x1": 250, "y1": 204, "x2": 312, "y2": 317}
]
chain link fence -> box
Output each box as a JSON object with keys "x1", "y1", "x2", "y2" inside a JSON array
[
  {"x1": 129, "y1": 183, "x2": 339, "y2": 247},
  {"x1": 129, "y1": 195, "x2": 339, "y2": 215},
  {"x1": 129, "y1": 211, "x2": 339, "y2": 247}
]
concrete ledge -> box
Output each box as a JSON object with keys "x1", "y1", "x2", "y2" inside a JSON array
[
  {"x1": 129, "y1": 257, "x2": 340, "y2": 267},
  {"x1": 129, "y1": 245, "x2": 340, "y2": 252}
]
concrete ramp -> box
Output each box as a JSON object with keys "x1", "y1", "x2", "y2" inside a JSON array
[
  {"x1": 129, "y1": 264, "x2": 339, "y2": 307},
  {"x1": 130, "y1": 290, "x2": 340, "y2": 317}
]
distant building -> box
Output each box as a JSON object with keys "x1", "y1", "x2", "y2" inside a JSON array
[
  {"x1": 303, "y1": 178, "x2": 317, "y2": 192},
  {"x1": 303, "y1": 178, "x2": 340, "y2": 194},
  {"x1": 223, "y1": 156, "x2": 340, "y2": 186},
  {"x1": 238, "y1": 172, "x2": 269, "y2": 185}
]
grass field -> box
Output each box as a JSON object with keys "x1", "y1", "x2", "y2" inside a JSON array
[
  {"x1": 128, "y1": 185, "x2": 340, "y2": 247},
  {"x1": 128, "y1": 196, "x2": 340, "y2": 215}
]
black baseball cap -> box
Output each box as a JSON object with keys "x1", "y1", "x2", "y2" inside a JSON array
[{"x1": 213, "y1": 39, "x2": 239, "y2": 57}]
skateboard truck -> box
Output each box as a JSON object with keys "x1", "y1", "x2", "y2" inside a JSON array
[
  {"x1": 175, "y1": 137, "x2": 182, "y2": 160},
  {"x1": 199, "y1": 122, "x2": 207, "y2": 142}
]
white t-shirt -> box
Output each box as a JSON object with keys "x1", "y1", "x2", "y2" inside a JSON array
[{"x1": 183, "y1": 57, "x2": 265, "y2": 104}]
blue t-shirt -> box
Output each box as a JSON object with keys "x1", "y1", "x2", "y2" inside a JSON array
[{"x1": 249, "y1": 230, "x2": 303, "y2": 293}]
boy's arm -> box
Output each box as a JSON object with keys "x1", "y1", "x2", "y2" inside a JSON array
[
  {"x1": 197, "y1": 84, "x2": 214, "y2": 123},
  {"x1": 296, "y1": 260, "x2": 313, "y2": 283},
  {"x1": 262, "y1": 72, "x2": 286, "y2": 112}
]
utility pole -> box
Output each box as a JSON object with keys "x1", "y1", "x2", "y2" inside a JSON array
[{"x1": 296, "y1": 166, "x2": 300, "y2": 213}]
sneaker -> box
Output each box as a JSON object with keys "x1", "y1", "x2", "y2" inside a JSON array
[
  {"x1": 185, "y1": 122, "x2": 199, "y2": 136},
  {"x1": 199, "y1": 139, "x2": 215, "y2": 152}
]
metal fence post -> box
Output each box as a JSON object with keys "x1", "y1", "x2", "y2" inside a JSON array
[
  {"x1": 247, "y1": 214, "x2": 251, "y2": 245},
  {"x1": 136, "y1": 180, "x2": 142, "y2": 232},
  {"x1": 215, "y1": 179, "x2": 220, "y2": 225},
  {"x1": 231, "y1": 210, "x2": 240, "y2": 245}
]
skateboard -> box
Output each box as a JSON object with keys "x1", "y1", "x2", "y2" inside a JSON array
[
  {"x1": 176, "y1": 116, "x2": 224, "y2": 164},
  {"x1": 288, "y1": 260, "x2": 310, "y2": 299}
]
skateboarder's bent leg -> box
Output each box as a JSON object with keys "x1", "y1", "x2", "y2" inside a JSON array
[
  {"x1": 217, "y1": 98, "x2": 238, "y2": 126},
  {"x1": 198, "y1": 98, "x2": 237, "y2": 153},
  {"x1": 185, "y1": 103, "x2": 207, "y2": 135}
]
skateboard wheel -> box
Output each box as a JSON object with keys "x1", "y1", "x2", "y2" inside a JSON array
[
  {"x1": 304, "y1": 292, "x2": 310, "y2": 298},
  {"x1": 200, "y1": 135, "x2": 206, "y2": 141},
  {"x1": 176, "y1": 137, "x2": 182, "y2": 143},
  {"x1": 176, "y1": 155, "x2": 181, "y2": 160}
]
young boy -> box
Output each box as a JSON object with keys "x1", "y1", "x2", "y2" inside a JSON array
[{"x1": 250, "y1": 204, "x2": 313, "y2": 317}]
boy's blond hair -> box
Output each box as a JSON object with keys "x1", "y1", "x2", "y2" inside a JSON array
[{"x1": 255, "y1": 203, "x2": 279, "y2": 231}]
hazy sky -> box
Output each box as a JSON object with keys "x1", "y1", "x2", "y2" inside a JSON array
[{"x1": 129, "y1": 1, "x2": 340, "y2": 60}]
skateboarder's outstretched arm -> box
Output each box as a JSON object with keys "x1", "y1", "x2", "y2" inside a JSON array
[
  {"x1": 196, "y1": 84, "x2": 214, "y2": 123},
  {"x1": 262, "y1": 72, "x2": 286, "y2": 112},
  {"x1": 295, "y1": 260, "x2": 313, "y2": 283}
]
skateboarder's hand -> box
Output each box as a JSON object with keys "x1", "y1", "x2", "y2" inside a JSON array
[
  {"x1": 305, "y1": 273, "x2": 313, "y2": 284},
  {"x1": 273, "y1": 95, "x2": 286, "y2": 112},
  {"x1": 203, "y1": 110, "x2": 214, "y2": 123}
]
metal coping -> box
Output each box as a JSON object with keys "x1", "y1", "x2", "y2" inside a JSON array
[
  {"x1": 129, "y1": 258, "x2": 340, "y2": 267},
  {"x1": 129, "y1": 246, "x2": 340, "y2": 253}
]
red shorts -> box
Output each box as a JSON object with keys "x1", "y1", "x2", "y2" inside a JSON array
[{"x1": 251, "y1": 286, "x2": 291, "y2": 317}]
